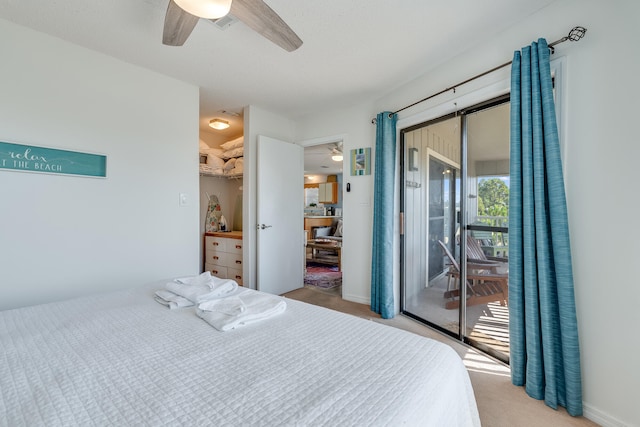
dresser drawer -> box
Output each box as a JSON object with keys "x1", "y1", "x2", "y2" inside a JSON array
[
  {"x1": 226, "y1": 239, "x2": 243, "y2": 254},
  {"x1": 204, "y1": 249, "x2": 226, "y2": 266},
  {"x1": 226, "y1": 253, "x2": 243, "y2": 269},
  {"x1": 204, "y1": 263, "x2": 227, "y2": 278},
  {"x1": 205, "y1": 252, "x2": 241, "y2": 269},
  {"x1": 227, "y1": 267, "x2": 243, "y2": 286},
  {"x1": 204, "y1": 236, "x2": 227, "y2": 252}
]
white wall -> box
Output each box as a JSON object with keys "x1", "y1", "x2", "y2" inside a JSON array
[
  {"x1": 295, "y1": 1, "x2": 640, "y2": 425},
  {"x1": 296, "y1": 106, "x2": 377, "y2": 304},
  {"x1": 0, "y1": 19, "x2": 200, "y2": 310}
]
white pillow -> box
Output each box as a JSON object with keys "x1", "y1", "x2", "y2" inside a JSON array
[
  {"x1": 223, "y1": 158, "x2": 237, "y2": 171},
  {"x1": 220, "y1": 137, "x2": 243, "y2": 151},
  {"x1": 222, "y1": 146, "x2": 244, "y2": 159},
  {"x1": 207, "y1": 154, "x2": 224, "y2": 168},
  {"x1": 201, "y1": 147, "x2": 224, "y2": 157}
]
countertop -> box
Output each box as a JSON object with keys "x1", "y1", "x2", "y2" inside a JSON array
[{"x1": 204, "y1": 231, "x2": 242, "y2": 239}]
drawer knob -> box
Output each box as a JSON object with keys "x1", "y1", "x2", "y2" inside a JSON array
[
  {"x1": 213, "y1": 256, "x2": 219, "y2": 260},
  {"x1": 235, "y1": 260, "x2": 242, "y2": 264},
  {"x1": 235, "y1": 245, "x2": 242, "y2": 249}
]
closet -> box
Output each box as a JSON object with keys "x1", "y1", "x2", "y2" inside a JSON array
[{"x1": 199, "y1": 136, "x2": 244, "y2": 280}]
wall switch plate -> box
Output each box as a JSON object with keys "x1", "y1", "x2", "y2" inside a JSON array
[{"x1": 179, "y1": 193, "x2": 189, "y2": 207}]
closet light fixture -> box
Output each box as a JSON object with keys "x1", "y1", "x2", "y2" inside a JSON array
[
  {"x1": 332, "y1": 154, "x2": 343, "y2": 162},
  {"x1": 209, "y1": 118, "x2": 230, "y2": 130},
  {"x1": 174, "y1": 0, "x2": 232, "y2": 19}
]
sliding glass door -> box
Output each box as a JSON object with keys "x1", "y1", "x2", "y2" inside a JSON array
[
  {"x1": 401, "y1": 97, "x2": 510, "y2": 362},
  {"x1": 463, "y1": 100, "x2": 510, "y2": 361},
  {"x1": 402, "y1": 115, "x2": 461, "y2": 336}
]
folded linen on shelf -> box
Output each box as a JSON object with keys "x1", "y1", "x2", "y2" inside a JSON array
[
  {"x1": 200, "y1": 147, "x2": 224, "y2": 157},
  {"x1": 166, "y1": 272, "x2": 238, "y2": 304},
  {"x1": 154, "y1": 290, "x2": 194, "y2": 309},
  {"x1": 223, "y1": 158, "x2": 236, "y2": 171},
  {"x1": 206, "y1": 153, "x2": 224, "y2": 168},
  {"x1": 199, "y1": 164, "x2": 224, "y2": 175},
  {"x1": 196, "y1": 289, "x2": 286, "y2": 331},
  {"x1": 221, "y1": 146, "x2": 244, "y2": 159},
  {"x1": 220, "y1": 136, "x2": 243, "y2": 151},
  {"x1": 233, "y1": 157, "x2": 243, "y2": 173}
]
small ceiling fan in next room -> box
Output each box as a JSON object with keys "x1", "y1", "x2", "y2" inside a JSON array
[{"x1": 162, "y1": 0, "x2": 303, "y2": 52}]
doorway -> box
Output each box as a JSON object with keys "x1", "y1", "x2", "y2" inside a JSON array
[
  {"x1": 303, "y1": 140, "x2": 344, "y2": 292},
  {"x1": 401, "y1": 96, "x2": 511, "y2": 362}
]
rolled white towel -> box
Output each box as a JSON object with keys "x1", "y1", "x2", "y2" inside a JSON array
[
  {"x1": 167, "y1": 272, "x2": 238, "y2": 303},
  {"x1": 154, "y1": 290, "x2": 194, "y2": 309},
  {"x1": 196, "y1": 289, "x2": 286, "y2": 331}
]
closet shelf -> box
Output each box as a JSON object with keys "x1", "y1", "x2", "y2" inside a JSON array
[{"x1": 200, "y1": 171, "x2": 243, "y2": 179}]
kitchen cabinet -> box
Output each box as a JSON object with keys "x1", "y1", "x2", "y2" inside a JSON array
[
  {"x1": 318, "y1": 182, "x2": 338, "y2": 204},
  {"x1": 204, "y1": 232, "x2": 243, "y2": 285}
]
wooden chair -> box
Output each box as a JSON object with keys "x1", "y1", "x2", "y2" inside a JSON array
[
  {"x1": 438, "y1": 240, "x2": 508, "y2": 310},
  {"x1": 465, "y1": 235, "x2": 507, "y2": 265},
  {"x1": 470, "y1": 229, "x2": 508, "y2": 259}
]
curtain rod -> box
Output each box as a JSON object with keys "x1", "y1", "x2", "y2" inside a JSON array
[{"x1": 371, "y1": 26, "x2": 587, "y2": 123}]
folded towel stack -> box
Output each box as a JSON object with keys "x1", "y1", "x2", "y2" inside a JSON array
[
  {"x1": 155, "y1": 272, "x2": 238, "y2": 309},
  {"x1": 196, "y1": 288, "x2": 286, "y2": 331},
  {"x1": 154, "y1": 290, "x2": 194, "y2": 309}
]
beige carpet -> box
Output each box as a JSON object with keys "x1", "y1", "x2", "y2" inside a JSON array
[{"x1": 283, "y1": 286, "x2": 600, "y2": 427}]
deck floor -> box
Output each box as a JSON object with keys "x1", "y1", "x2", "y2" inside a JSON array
[{"x1": 405, "y1": 274, "x2": 510, "y2": 359}]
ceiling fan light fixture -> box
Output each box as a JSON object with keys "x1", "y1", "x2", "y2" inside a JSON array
[
  {"x1": 331, "y1": 154, "x2": 343, "y2": 162},
  {"x1": 209, "y1": 118, "x2": 230, "y2": 130},
  {"x1": 174, "y1": 0, "x2": 232, "y2": 19}
]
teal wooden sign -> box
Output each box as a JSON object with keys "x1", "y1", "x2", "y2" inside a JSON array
[{"x1": 0, "y1": 141, "x2": 106, "y2": 178}]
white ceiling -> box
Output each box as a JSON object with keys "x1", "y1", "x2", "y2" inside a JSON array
[
  {"x1": 0, "y1": 0, "x2": 558, "y2": 143},
  {"x1": 304, "y1": 142, "x2": 343, "y2": 176}
]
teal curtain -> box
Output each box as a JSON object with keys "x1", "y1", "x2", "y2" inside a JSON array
[
  {"x1": 371, "y1": 111, "x2": 397, "y2": 319},
  {"x1": 509, "y1": 38, "x2": 582, "y2": 416}
]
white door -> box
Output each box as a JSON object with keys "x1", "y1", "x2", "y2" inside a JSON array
[{"x1": 256, "y1": 135, "x2": 304, "y2": 295}]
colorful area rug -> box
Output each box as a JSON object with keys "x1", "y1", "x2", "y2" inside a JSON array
[{"x1": 304, "y1": 263, "x2": 342, "y2": 289}]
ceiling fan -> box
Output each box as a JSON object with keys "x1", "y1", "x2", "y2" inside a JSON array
[
  {"x1": 329, "y1": 145, "x2": 343, "y2": 162},
  {"x1": 163, "y1": 0, "x2": 303, "y2": 52},
  {"x1": 306, "y1": 142, "x2": 343, "y2": 162}
]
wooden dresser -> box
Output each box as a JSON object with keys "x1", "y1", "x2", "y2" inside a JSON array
[{"x1": 204, "y1": 231, "x2": 243, "y2": 286}]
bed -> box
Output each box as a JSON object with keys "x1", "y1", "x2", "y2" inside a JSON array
[{"x1": 0, "y1": 281, "x2": 480, "y2": 426}]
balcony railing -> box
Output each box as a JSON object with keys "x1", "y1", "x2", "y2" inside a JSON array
[{"x1": 471, "y1": 216, "x2": 508, "y2": 258}]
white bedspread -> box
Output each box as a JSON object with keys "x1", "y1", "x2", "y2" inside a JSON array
[{"x1": 0, "y1": 283, "x2": 480, "y2": 426}]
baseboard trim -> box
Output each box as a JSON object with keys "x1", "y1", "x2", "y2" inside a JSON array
[
  {"x1": 583, "y1": 402, "x2": 629, "y2": 427},
  {"x1": 342, "y1": 293, "x2": 370, "y2": 306}
]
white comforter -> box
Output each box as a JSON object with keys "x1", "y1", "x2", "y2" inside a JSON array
[{"x1": 0, "y1": 283, "x2": 480, "y2": 426}]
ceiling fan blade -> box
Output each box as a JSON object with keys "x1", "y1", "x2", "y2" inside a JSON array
[
  {"x1": 230, "y1": 0, "x2": 303, "y2": 52},
  {"x1": 163, "y1": 0, "x2": 200, "y2": 46}
]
